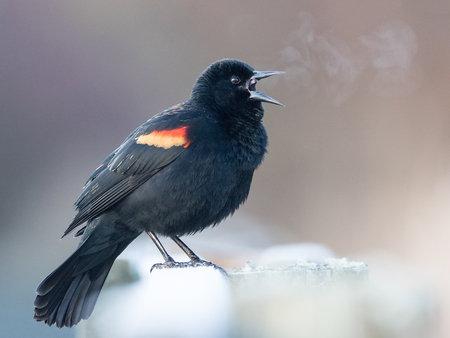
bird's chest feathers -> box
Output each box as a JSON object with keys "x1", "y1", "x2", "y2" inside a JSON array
[{"x1": 221, "y1": 121, "x2": 267, "y2": 170}]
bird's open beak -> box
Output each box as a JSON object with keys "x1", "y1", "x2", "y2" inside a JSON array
[{"x1": 247, "y1": 71, "x2": 285, "y2": 106}]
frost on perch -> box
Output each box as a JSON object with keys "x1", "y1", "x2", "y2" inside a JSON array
[
  {"x1": 229, "y1": 257, "x2": 368, "y2": 296},
  {"x1": 78, "y1": 245, "x2": 369, "y2": 338}
]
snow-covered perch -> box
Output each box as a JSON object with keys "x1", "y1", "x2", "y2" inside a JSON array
[
  {"x1": 230, "y1": 258, "x2": 368, "y2": 295},
  {"x1": 77, "y1": 256, "x2": 368, "y2": 338}
]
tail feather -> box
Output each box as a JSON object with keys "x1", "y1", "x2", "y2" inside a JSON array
[
  {"x1": 35, "y1": 251, "x2": 80, "y2": 298},
  {"x1": 55, "y1": 273, "x2": 84, "y2": 326},
  {"x1": 74, "y1": 245, "x2": 118, "y2": 276},
  {"x1": 63, "y1": 273, "x2": 89, "y2": 327},
  {"x1": 80, "y1": 265, "x2": 112, "y2": 319},
  {"x1": 39, "y1": 266, "x2": 81, "y2": 325},
  {"x1": 34, "y1": 217, "x2": 139, "y2": 328},
  {"x1": 34, "y1": 267, "x2": 75, "y2": 315}
]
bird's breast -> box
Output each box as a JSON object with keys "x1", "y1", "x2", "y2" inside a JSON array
[{"x1": 116, "y1": 142, "x2": 255, "y2": 236}]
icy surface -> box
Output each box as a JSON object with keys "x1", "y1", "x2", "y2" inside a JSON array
[
  {"x1": 229, "y1": 258, "x2": 368, "y2": 298},
  {"x1": 77, "y1": 251, "x2": 436, "y2": 338},
  {"x1": 79, "y1": 267, "x2": 232, "y2": 338}
]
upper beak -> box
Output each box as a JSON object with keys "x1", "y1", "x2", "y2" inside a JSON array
[{"x1": 247, "y1": 71, "x2": 285, "y2": 106}]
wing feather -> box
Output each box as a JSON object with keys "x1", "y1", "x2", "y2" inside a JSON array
[{"x1": 62, "y1": 104, "x2": 195, "y2": 238}]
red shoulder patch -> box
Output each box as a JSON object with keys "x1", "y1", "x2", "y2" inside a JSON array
[{"x1": 135, "y1": 126, "x2": 191, "y2": 149}]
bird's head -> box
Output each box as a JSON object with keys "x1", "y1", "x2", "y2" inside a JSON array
[{"x1": 190, "y1": 59, "x2": 284, "y2": 121}]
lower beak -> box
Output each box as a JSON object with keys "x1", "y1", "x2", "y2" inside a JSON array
[{"x1": 248, "y1": 71, "x2": 285, "y2": 106}]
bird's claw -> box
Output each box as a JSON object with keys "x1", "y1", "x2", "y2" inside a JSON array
[{"x1": 150, "y1": 259, "x2": 228, "y2": 277}]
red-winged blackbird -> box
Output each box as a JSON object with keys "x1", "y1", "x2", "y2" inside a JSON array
[{"x1": 34, "y1": 59, "x2": 284, "y2": 328}]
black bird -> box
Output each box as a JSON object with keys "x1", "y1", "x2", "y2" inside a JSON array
[{"x1": 34, "y1": 59, "x2": 284, "y2": 328}]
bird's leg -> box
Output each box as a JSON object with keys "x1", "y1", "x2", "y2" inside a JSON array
[
  {"x1": 171, "y1": 235, "x2": 200, "y2": 261},
  {"x1": 171, "y1": 236, "x2": 228, "y2": 276},
  {"x1": 146, "y1": 231, "x2": 177, "y2": 271},
  {"x1": 146, "y1": 231, "x2": 227, "y2": 275}
]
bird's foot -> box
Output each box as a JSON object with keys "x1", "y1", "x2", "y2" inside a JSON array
[
  {"x1": 150, "y1": 259, "x2": 228, "y2": 276},
  {"x1": 188, "y1": 259, "x2": 228, "y2": 276}
]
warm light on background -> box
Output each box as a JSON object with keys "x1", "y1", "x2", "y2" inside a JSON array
[{"x1": 1, "y1": 1, "x2": 450, "y2": 337}]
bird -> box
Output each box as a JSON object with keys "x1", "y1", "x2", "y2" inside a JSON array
[{"x1": 33, "y1": 58, "x2": 284, "y2": 328}]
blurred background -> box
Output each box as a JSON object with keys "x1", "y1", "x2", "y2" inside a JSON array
[{"x1": 1, "y1": 0, "x2": 450, "y2": 337}]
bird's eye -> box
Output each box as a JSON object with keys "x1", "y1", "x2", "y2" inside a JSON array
[{"x1": 230, "y1": 76, "x2": 240, "y2": 84}]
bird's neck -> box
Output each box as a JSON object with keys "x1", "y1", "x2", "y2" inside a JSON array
[{"x1": 220, "y1": 114, "x2": 268, "y2": 169}]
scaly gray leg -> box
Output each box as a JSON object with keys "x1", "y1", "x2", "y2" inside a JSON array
[{"x1": 171, "y1": 236, "x2": 228, "y2": 276}]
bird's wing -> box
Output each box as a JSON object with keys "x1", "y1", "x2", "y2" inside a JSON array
[{"x1": 62, "y1": 105, "x2": 194, "y2": 238}]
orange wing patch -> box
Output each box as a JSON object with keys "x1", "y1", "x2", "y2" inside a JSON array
[{"x1": 135, "y1": 126, "x2": 191, "y2": 149}]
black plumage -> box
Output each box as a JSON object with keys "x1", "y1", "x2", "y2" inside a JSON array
[{"x1": 34, "y1": 59, "x2": 283, "y2": 328}]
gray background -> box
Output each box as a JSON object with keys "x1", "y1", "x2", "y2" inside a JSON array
[{"x1": 1, "y1": 1, "x2": 450, "y2": 337}]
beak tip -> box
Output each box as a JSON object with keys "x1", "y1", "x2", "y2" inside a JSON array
[
  {"x1": 248, "y1": 91, "x2": 284, "y2": 106},
  {"x1": 248, "y1": 70, "x2": 284, "y2": 106},
  {"x1": 252, "y1": 70, "x2": 285, "y2": 80}
]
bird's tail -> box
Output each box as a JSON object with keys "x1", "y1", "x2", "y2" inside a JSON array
[{"x1": 33, "y1": 216, "x2": 140, "y2": 328}]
